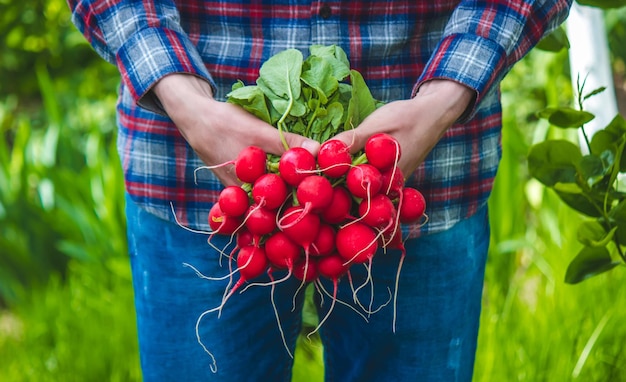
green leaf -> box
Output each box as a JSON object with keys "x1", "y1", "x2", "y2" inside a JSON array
[
  {"x1": 309, "y1": 45, "x2": 351, "y2": 81},
  {"x1": 555, "y1": 191, "x2": 603, "y2": 217},
  {"x1": 564, "y1": 246, "x2": 619, "y2": 284},
  {"x1": 301, "y1": 56, "x2": 338, "y2": 104},
  {"x1": 583, "y1": 86, "x2": 606, "y2": 101},
  {"x1": 344, "y1": 70, "x2": 377, "y2": 130},
  {"x1": 576, "y1": 0, "x2": 626, "y2": 9},
  {"x1": 599, "y1": 115, "x2": 626, "y2": 171},
  {"x1": 590, "y1": 129, "x2": 626, "y2": 176},
  {"x1": 609, "y1": 199, "x2": 626, "y2": 245},
  {"x1": 226, "y1": 85, "x2": 272, "y2": 123},
  {"x1": 553, "y1": 182, "x2": 583, "y2": 194},
  {"x1": 579, "y1": 154, "x2": 606, "y2": 185},
  {"x1": 257, "y1": 48, "x2": 303, "y2": 115},
  {"x1": 590, "y1": 131, "x2": 618, "y2": 156},
  {"x1": 577, "y1": 221, "x2": 617, "y2": 247},
  {"x1": 605, "y1": 114, "x2": 626, "y2": 136},
  {"x1": 291, "y1": 120, "x2": 306, "y2": 135},
  {"x1": 535, "y1": 27, "x2": 570, "y2": 52},
  {"x1": 326, "y1": 102, "x2": 344, "y2": 130},
  {"x1": 291, "y1": 97, "x2": 308, "y2": 117},
  {"x1": 528, "y1": 140, "x2": 582, "y2": 187},
  {"x1": 536, "y1": 106, "x2": 595, "y2": 128},
  {"x1": 231, "y1": 79, "x2": 245, "y2": 91}
]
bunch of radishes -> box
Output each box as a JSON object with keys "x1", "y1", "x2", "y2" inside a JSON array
[
  {"x1": 187, "y1": 131, "x2": 426, "y2": 372},
  {"x1": 184, "y1": 46, "x2": 430, "y2": 371},
  {"x1": 205, "y1": 132, "x2": 425, "y2": 318}
]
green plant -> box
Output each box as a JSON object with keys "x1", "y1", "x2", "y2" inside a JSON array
[
  {"x1": 0, "y1": 63, "x2": 122, "y2": 306},
  {"x1": 528, "y1": 78, "x2": 626, "y2": 283}
]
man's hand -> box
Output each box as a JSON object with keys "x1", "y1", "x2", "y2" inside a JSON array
[
  {"x1": 152, "y1": 74, "x2": 321, "y2": 186},
  {"x1": 332, "y1": 79, "x2": 475, "y2": 177}
]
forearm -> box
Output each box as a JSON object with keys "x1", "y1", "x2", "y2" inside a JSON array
[
  {"x1": 153, "y1": 74, "x2": 215, "y2": 118},
  {"x1": 417, "y1": 0, "x2": 572, "y2": 116},
  {"x1": 152, "y1": 74, "x2": 217, "y2": 146},
  {"x1": 67, "y1": 0, "x2": 215, "y2": 113},
  {"x1": 413, "y1": 79, "x2": 475, "y2": 128}
]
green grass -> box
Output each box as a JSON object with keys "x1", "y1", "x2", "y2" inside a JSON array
[{"x1": 0, "y1": 259, "x2": 141, "y2": 382}]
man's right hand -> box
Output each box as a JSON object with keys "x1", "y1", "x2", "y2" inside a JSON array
[{"x1": 152, "y1": 73, "x2": 320, "y2": 186}]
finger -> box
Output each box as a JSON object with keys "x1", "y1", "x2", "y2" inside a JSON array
[
  {"x1": 283, "y1": 131, "x2": 321, "y2": 156},
  {"x1": 252, "y1": 124, "x2": 321, "y2": 157},
  {"x1": 331, "y1": 127, "x2": 369, "y2": 154}
]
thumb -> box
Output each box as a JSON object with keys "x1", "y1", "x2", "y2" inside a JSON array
[
  {"x1": 283, "y1": 131, "x2": 321, "y2": 157},
  {"x1": 254, "y1": 123, "x2": 320, "y2": 157},
  {"x1": 331, "y1": 128, "x2": 367, "y2": 155}
]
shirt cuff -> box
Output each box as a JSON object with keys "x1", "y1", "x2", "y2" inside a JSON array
[
  {"x1": 414, "y1": 33, "x2": 507, "y2": 121},
  {"x1": 115, "y1": 27, "x2": 216, "y2": 115}
]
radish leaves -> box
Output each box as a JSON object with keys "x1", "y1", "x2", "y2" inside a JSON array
[{"x1": 227, "y1": 45, "x2": 379, "y2": 145}]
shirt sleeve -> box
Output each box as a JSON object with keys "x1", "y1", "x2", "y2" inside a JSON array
[
  {"x1": 67, "y1": 0, "x2": 216, "y2": 114},
  {"x1": 414, "y1": 0, "x2": 573, "y2": 119}
]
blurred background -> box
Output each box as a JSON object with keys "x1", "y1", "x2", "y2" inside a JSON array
[{"x1": 1, "y1": 1, "x2": 626, "y2": 381}]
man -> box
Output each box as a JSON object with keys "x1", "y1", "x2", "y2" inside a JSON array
[{"x1": 67, "y1": 1, "x2": 571, "y2": 380}]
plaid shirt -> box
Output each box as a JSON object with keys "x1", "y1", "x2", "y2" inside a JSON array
[{"x1": 69, "y1": 0, "x2": 571, "y2": 236}]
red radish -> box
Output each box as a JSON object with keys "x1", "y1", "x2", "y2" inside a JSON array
[
  {"x1": 238, "y1": 231, "x2": 301, "y2": 294},
  {"x1": 279, "y1": 205, "x2": 321, "y2": 307},
  {"x1": 358, "y1": 194, "x2": 397, "y2": 232},
  {"x1": 307, "y1": 253, "x2": 349, "y2": 338},
  {"x1": 321, "y1": 186, "x2": 353, "y2": 224},
  {"x1": 235, "y1": 146, "x2": 267, "y2": 183},
  {"x1": 336, "y1": 222, "x2": 378, "y2": 264},
  {"x1": 278, "y1": 206, "x2": 321, "y2": 250},
  {"x1": 252, "y1": 173, "x2": 288, "y2": 210},
  {"x1": 208, "y1": 244, "x2": 269, "y2": 315},
  {"x1": 296, "y1": 175, "x2": 334, "y2": 213},
  {"x1": 218, "y1": 186, "x2": 250, "y2": 217},
  {"x1": 278, "y1": 147, "x2": 317, "y2": 186},
  {"x1": 265, "y1": 232, "x2": 301, "y2": 270},
  {"x1": 317, "y1": 139, "x2": 352, "y2": 178},
  {"x1": 382, "y1": 227, "x2": 404, "y2": 249},
  {"x1": 236, "y1": 229, "x2": 255, "y2": 248},
  {"x1": 236, "y1": 245, "x2": 269, "y2": 282},
  {"x1": 293, "y1": 259, "x2": 318, "y2": 282},
  {"x1": 310, "y1": 224, "x2": 336, "y2": 257},
  {"x1": 209, "y1": 244, "x2": 269, "y2": 314},
  {"x1": 221, "y1": 228, "x2": 255, "y2": 267},
  {"x1": 364, "y1": 133, "x2": 401, "y2": 171},
  {"x1": 346, "y1": 164, "x2": 383, "y2": 199},
  {"x1": 208, "y1": 203, "x2": 242, "y2": 235},
  {"x1": 380, "y1": 166, "x2": 405, "y2": 199},
  {"x1": 317, "y1": 253, "x2": 349, "y2": 280},
  {"x1": 399, "y1": 187, "x2": 426, "y2": 224},
  {"x1": 245, "y1": 204, "x2": 277, "y2": 238}
]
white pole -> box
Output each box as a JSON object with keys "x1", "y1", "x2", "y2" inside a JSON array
[{"x1": 566, "y1": 3, "x2": 618, "y2": 139}]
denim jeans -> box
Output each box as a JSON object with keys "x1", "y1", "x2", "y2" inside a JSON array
[{"x1": 126, "y1": 195, "x2": 490, "y2": 381}]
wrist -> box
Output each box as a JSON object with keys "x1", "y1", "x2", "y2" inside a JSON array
[
  {"x1": 153, "y1": 73, "x2": 215, "y2": 115},
  {"x1": 415, "y1": 79, "x2": 476, "y2": 124}
]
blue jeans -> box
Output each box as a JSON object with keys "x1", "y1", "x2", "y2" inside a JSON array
[{"x1": 126, "y1": 195, "x2": 490, "y2": 381}]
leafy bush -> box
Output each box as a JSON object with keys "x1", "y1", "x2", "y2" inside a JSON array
[{"x1": 0, "y1": 64, "x2": 121, "y2": 306}]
